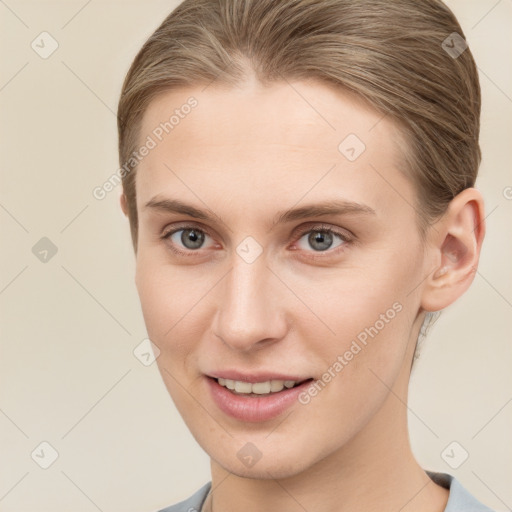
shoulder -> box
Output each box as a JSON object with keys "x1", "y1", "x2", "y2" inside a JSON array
[
  {"x1": 154, "y1": 474, "x2": 496, "y2": 512},
  {"x1": 155, "y1": 482, "x2": 211, "y2": 512},
  {"x1": 426, "y1": 471, "x2": 496, "y2": 512}
]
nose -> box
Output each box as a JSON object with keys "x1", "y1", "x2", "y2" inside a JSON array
[{"x1": 211, "y1": 251, "x2": 288, "y2": 353}]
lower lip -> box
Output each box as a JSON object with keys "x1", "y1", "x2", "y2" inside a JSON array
[{"x1": 206, "y1": 377, "x2": 313, "y2": 423}]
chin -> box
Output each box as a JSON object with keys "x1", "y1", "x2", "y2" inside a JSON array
[
  {"x1": 202, "y1": 432, "x2": 325, "y2": 481},
  {"x1": 217, "y1": 453, "x2": 314, "y2": 480}
]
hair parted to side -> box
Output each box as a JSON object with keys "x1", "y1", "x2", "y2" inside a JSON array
[{"x1": 117, "y1": 0, "x2": 481, "y2": 253}]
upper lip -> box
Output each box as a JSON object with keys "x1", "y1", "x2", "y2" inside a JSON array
[{"x1": 207, "y1": 370, "x2": 312, "y2": 383}]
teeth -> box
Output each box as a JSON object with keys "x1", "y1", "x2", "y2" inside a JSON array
[
  {"x1": 252, "y1": 381, "x2": 271, "y2": 394},
  {"x1": 216, "y1": 378, "x2": 300, "y2": 394},
  {"x1": 270, "y1": 380, "x2": 285, "y2": 392},
  {"x1": 234, "y1": 381, "x2": 253, "y2": 393}
]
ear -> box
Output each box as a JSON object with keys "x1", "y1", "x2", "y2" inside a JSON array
[
  {"x1": 420, "y1": 188, "x2": 485, "y2": 312},
  {"x1": 120, "y1": 192, "x2": 129, "y2": 217}
]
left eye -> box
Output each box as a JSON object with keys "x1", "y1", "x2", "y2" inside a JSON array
[{"x1": 295, "y1": 228, "x2": 347, "y2": 252}]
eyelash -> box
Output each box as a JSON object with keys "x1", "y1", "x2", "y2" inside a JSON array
[{"x1": 160, "y1": 223, "x2": 353, "y2": 260}]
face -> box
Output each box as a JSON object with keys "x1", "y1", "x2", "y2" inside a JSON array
[{"x1": 132, "y1": 79, "x2": 430, "y2": 478}]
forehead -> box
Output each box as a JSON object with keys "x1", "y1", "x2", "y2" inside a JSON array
[
  {"x1": 140, "y1": 78, "x2": 399, "y2": 156},
  {"x1": 135, "y1": 79, "x2": 412, "y2": 220}
]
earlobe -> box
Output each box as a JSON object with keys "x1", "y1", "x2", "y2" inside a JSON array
[
  {"x1": 120, "y1": 192, "x2": 129, "y2": 217},
  {"x1": 421, "y1": 188, "x2": 485, "y2": 312}
]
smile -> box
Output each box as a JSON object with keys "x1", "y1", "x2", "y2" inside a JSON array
[
  {"x1": 206, "y1": 376, "x2": 314, "y2": 422},
  {"x1": 216, "y1": 377, "x2": 308, "y2": 395}
]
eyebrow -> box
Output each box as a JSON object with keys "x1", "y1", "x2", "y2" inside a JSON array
[{"x1": 143, "y1": 196, "x2": 376, "y2": 228}]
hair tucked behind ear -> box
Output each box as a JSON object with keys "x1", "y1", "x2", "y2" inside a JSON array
[{"x1": 412, "y1": 311, "x2": 443, "y2": 370}]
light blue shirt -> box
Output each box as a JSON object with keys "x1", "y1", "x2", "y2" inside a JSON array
[{"x1": 156, "y1": 471, "x2": 495, "y2": 511}]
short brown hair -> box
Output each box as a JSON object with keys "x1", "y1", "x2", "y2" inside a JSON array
[{"x1": 117, "y1": 0, "x2": 481, "y2": 252}]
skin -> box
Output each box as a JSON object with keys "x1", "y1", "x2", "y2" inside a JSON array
[{"x1": 121, "y1": 76, "x2": 485, "y2": 512}]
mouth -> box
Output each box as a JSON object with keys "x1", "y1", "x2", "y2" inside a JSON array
[{"x1": 205, "y1": 375, "x2": 315, "y2": 422}]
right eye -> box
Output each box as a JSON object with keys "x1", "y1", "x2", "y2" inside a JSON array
[{"x1": 161, "y1": 224, "x2": 217, "y2": 256}]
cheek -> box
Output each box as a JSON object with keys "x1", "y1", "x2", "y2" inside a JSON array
[
  {"x1": 135, "y1": 256, "x2": 207, "y2": 414},
  {"x1": 294, "y1": 243, "x2": 421, "y2": 394},
  {"x1": 292, "y1": 294, "x2": 415, "y2": 448},
  {"x1": 135, "y1": 258, "x2": 172, "y2": 340},
  {"x1": 296, "y1": 251, "x2": 417, "y2": 344},
  {"x1": 135, "y1": 254, "x2": 189, "y2": 356},
  {"x1": 134, "y1": 251, "x2": 216, "y2": 368},
  {"x1": 308, "y1": 291, "x2": 411, "y2": 400}
]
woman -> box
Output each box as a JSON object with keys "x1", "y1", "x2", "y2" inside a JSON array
[{"x1": 117, "y1": 0, "x2": 494, "y2": 510}]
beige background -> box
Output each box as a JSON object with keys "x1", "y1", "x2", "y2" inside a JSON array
[{"x1": 0, "y1": 1, "x2": 511, "y2": 511}]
